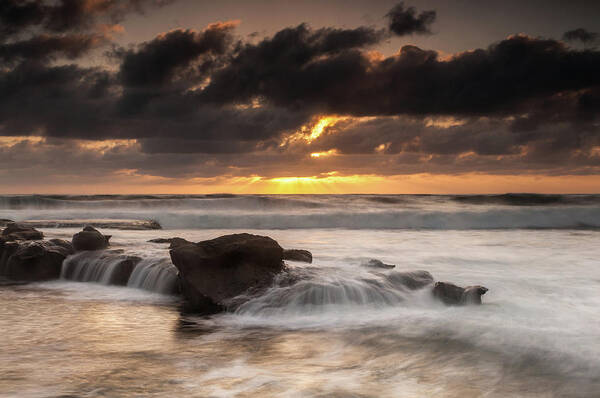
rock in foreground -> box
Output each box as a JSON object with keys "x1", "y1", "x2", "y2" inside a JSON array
[
  {"x1": 170, "y1": 233, "x2": 285, "y2": 313},
  {"x1": 433, "y1": 282, "x2": 488, "y2": 305},
  {"x1": 0, "y1": 239, "x2": 74, "y2": 281},
  {"x1": 1, "y1": 223, "x2": 44, "y2": 241},
  {"x1": 72, "y1": 226, "x2": 111, "y2": 251}
]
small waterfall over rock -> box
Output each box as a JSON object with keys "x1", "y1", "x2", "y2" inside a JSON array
[
  {"x1": 61, "y1": 251, "x2": 179, "y2": 294},
  {"x1": 127, "y1": 258, "x2": 179, "y2": 295}
]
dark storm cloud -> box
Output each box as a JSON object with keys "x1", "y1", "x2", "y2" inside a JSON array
[
  {"x1": 0, "y1": 33, "x2": 106, "y2": 64},
  {"x1": 0, "y1": 0, "x2": 171, "y2": 38},
  {"x1": 0, "y1": 60, "x2": 125, "y2": 142},
  {"x1": 115, "y1": 21, "x2": 237, "y2": 113},
  {"x1": 200, "y1": 23, "x2": 384, "y2": 106},
  {"x1": 0, "y1": 1, "x2": 177, "y2": 66},
  {"x1": 0, "y1": 55, "x2": 310, "y2": 148},
  {"x1": 563, "y1": 28, "x2": 598, "y2": 45},
  {"x1": 203, "y1": 33, "x2": 600, "y2": 118},
  {"x1": 1, "y1": 1, "x2": 600, "y2": 179},
  {"x1": 118, "y1": 22, "x2": 236, "y2": 87},
  {"x1": 386, "y1": 2, "x2": 436, "y2": 36}
]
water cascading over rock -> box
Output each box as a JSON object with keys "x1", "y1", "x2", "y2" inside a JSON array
[{"x1": 61, "y1": 251, "x2": 179, "y2": 294}]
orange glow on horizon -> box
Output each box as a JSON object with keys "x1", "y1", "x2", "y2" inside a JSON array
[
  {"x1": 310, "y1": 149, "x2": 338, "y2": 158},
  {"x1": 4, "y1": 173, "x2": 600, "y2": 195}
]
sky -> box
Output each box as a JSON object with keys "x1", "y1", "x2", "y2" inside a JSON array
[{"x1": 1, "y1": 0, "x2": 600, "y2": 194}]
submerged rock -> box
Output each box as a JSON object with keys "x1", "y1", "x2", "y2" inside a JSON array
[
  {"x1": 283, "y1": 249, "x2": 313, "y2": 263},
  {"x1": 1, "y1": 223, "x2": 44, "y2": 241},
  {"x1": 387, "y1": 270, "x2": 433, "y2": 289},
  {"x1": 148, "y1": 237, "x2": 189, "y2": 249},
  {"x1": 362, "y1": 259, "x2": 395, "y2": 269},
  {"x1": 148, "y1": 238, "x2": 173, "y2": 244},
  {"x1": 0, "y1": 239, "x2": 74, "y2": 281},
  {"x1": 72, "y1": 226, "x2": 111, "y2": 251},
  {"x1": 433, "y1": 282, "x2": 488, "y2": 305},
  {"x1": 169, "y1": 233, "x2": 285, "y2": 314}
]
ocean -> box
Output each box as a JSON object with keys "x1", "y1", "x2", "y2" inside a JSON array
[{"x1": 1, "y1": 194, "x2": 599, "y2": 397}]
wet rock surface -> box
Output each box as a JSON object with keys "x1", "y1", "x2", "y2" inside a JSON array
[
  {"x1": 170, "y1": 233, "x2": 285, "y2": 314},
  {"x1": 433, "y1": 282, "x2": 488, "y2": 305},
  {"x1": 362, "y1": 259, "x2": 395, "y2": 269},
  {"x1": 72, "y1": 226, "x2": 111, "y2": 251},
  {"x1": 148, "y1": 237, "x2": 189, "y2": 249},
  {"x1": 0, "y1": 239, "x2": 74, "y2": 281},
  {"x1": 1, "y1": 223, "x2": 44, "y2": 241},
  {"x1": 283, "y1": 249, "x2": 313, "y2": 263}
]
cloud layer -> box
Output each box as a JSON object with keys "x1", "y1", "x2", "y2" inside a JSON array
[{"x1": 0, "y1": 1, "x2": 599, "y2": 187}]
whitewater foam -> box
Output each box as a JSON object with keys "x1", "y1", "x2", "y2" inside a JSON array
[{"x1": 2, "y1": 194, "x2": 600, "y2": 230}]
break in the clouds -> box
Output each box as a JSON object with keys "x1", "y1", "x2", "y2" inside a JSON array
[{"x1": 0, "y1": 0, "x2": 599, "y2": 188}]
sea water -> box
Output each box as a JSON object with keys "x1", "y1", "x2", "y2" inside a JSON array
[{"x1": 0, "y1": 194, "x2": 599, "y2": 397}]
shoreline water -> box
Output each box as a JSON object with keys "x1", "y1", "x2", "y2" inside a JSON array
[{"x1": 1, "y1": 195, "x2": 599, "y2": 397}]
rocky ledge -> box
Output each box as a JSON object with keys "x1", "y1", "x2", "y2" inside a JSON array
[
  {"x1": 0, "y1": 224, "x2": 489, "y2": 312},
  {"x1": 0, "y1": 224, "x2": 109, "y2": 282}
]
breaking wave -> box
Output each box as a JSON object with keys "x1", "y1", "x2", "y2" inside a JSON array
[{"x1": 2, "y1": 194, "x2": 600, "y2": 230}]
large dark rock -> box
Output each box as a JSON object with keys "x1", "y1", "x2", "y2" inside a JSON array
[
  {"x1": 433, "y1": 282, "x2": 488, "y2": 305},
  {"x1": 0, "y1": 240, "x2": 74, "y2": 281},
  {"x1": 1, "y1": 223, "x2": 44, "y2": 241},
  {"x1": 283, "y1": 249, "x2": 313, "y2": 263},
  {"x1": 169, "y1": 233, "x2": 285, "y2": 313},
  {"x1": 72, "y1": 226, "x2": 111, "y2": 251}
]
